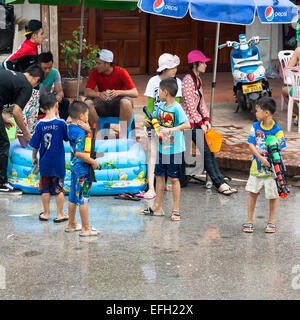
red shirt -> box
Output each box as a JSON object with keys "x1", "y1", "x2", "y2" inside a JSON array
[{"x1": 86, "y1": 66, "x2": 136, "y2": 92}]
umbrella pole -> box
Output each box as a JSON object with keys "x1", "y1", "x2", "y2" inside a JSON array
[
  {"x1": 206, "y1": 22, "x2": 220, "y2": 189},
  {"x1": 209, "y1": 22, "x2": 220, "y2": 123},
  {"x1": 76, "y1": 0, "x2": 85, "y2": 100}
]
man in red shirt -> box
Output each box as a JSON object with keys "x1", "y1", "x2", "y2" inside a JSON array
[{"x1": 85, "y1": 49, "x2": 138, "y2": 139}]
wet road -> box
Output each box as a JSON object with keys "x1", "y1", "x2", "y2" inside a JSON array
[{"x1": 1, "y1": 179, "x2": 300, "y2": 300}]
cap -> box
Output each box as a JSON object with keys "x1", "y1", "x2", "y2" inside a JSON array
[
  {"x1": 98, "y1": 49, "x2": 114, "y2": 63},
  {"x1": 157, "y1": 53, "x2": 180, "y2": 72},
  {"x1": 187, "y1": 50, "x2": 210, "y2": 64},
  {"x1": 21, "y1": 19, "x2": 42, "y2": 37}
]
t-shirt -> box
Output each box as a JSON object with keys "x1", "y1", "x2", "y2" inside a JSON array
[
  {"x1": 29, "y1": 118, "x2": 68, "y2": 178},
  {"x1": 247, "y1": 120, "x2": 286, "y2": 177},
  {"x1": 153, "y1": 101, "x2": 188, "y2": 155},
  {"x1": 86, "y1": 66, "x2": 136, "y2": 92},
  {"x1": 144, "y1": 75, "x2": 182, "y2": 114},
  {"x1": 0, "y1": 70, "x2": 32, "y2": 111},
  {"x1": 39, "y1": 68, "x2": 61, "y2": 95},
  {"x1": 3, "y1": 40, "x2": 39, "y2": 72},
  {"x1": 68, "y1": 124, "x2": 89, "y2": 177}
]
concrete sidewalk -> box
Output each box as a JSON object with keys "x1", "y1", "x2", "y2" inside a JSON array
[{"x1": 132, "y1": 72, "x2": 300, "y2": 177}]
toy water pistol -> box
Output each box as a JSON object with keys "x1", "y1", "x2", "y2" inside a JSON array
[
  {"x1": 265, "y1": 135, "x2": 289, "y2": 199},
  {"x1": 84, "y1": 124, "x2": 98, "y2": 187},
  {"x1": 143, "y1": 106, "x2": 163, "y2": 139}
]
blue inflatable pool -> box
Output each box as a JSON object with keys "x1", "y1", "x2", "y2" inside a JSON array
[{"x1": 8, "y1": 139, "x2": 147, "y2": 195}]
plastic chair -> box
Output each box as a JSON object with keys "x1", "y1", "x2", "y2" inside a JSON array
[
  {"x1": 98, "y1": 110, "x2": 136, "y2": 139},
  {"x1": 278, "y1": 50, "x2": 294, "y2": 110},
  {"x1": 286, "y1": 68, "x2": 300, "y2": 133}
]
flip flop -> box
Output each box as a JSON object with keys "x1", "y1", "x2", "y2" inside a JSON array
[
  {"x1": 79, "y1": 228, "x2": 100, "y2": 237},
  {"x1": 39, "y1": 212, "x2": 49, "y2": 221},
  {"x1": 135, "y1": 191, "x2": 146, "y2": 198},
  {"x1": 53, "y1": 216, "x2": 69, "y2": 223},
  {"x1": 242, "y1": 223, "x2": 254, "y2": 233},
  {"x1": 65, "y1": 224, "x2": 82, "y2": 233},
  {"x1": 114, "y1": 192, "x2": 141, "y2": 201},
  {"x1": 143, "y1": 190, "x2": 156, "y2": 199},
  {"x1": 170, "y1": 212, "x2": 181, "y2": 221},
  {"x1": 141, "y1": 207, "x2": 165, "y2": 216},
  {"x1": 265, "y1": 223, "x2": 277, "y2": 233}
]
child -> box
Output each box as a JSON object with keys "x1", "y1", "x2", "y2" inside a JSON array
[
  {"x1": 3, "y1": 19, "x2": 44, "y2": 72},
  {"x1": 29, "y1": 93, "x2": 69, "y2": 222},
  {"x1": 65, "y1": 101, "x2": 100, "y2": 237},
  {"x1": 142, "y1": 78, "x2": 190, "y2": 221},
  {"x1": 243, "y1": 97, "x2": 286, "y2": 233},
  {"x1": 142, "y1": 53, "x2": 182, "y2": 199}
]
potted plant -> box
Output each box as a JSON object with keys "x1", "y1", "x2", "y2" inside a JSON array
[{"x1": 60, "y1": 29, "x2": 99, "y2": 98}]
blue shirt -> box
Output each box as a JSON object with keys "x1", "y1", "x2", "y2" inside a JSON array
[
  {"x1": 153, "y1": 101, "x2": 188, "y2": 155},
  {"x1": 29, "y1": 118, "x2": 68, "y2": 178},
  {"x1": 247, "y1": 120, "x2": 286, "y2": 177},
  {"x1": 68, "y1": 124, "x2": 89, "y2": 177}
]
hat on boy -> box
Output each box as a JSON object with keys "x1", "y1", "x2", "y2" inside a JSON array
[
  {"x1": 21, "y1": 20, "x2": 42, "y2": 37},
  {"x1": 98, "y1": 49, "x2": 114, "y2": 63},
  {"x1": 187, "y1": 50, "x2": 211, "y2": 64},
  {"x1": 157, "y1": 53, "x2": 180, "y2": 72}
]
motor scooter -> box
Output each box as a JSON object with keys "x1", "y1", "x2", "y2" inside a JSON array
[{"x1": 218, "y1": 34, "x2": 272, "y2": 118}]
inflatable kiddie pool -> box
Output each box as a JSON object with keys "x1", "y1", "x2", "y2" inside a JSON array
[{"x1": 8, "y1": 139, "x2": 147, "y2": 195}]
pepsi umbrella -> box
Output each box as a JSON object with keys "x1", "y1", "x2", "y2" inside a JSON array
[
  {"x1": 138, "y1": 0, "x2": 299, "y2": 120},
  {"x1": 5, "y1": 0, "x2": 138, "y2": 99}
]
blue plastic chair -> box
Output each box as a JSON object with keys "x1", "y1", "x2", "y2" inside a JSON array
[{"x1": 98, "y1": 110, "x2": 135, "y2": 139}]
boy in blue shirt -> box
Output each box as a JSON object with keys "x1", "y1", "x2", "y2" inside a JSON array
[
  {"x1": 243, "y1": 97, "x2": 286, "y2": 233},
  {"x1": 65, "y1": 101, "x2": 100, "y2": 237},
  {"x1": 142, "y1": 78, "x2": 190, "y2": 221},
  {"x1": 29, "y1": 93, "x2": 69, "y2": 222}
]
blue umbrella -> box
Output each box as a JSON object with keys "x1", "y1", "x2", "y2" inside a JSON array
[{"x1": 138, "y1": 0, "x2": 299, "y2": 119}]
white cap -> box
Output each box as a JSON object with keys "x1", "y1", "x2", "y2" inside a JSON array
[
  {"x1": 157, "y1": 53, "x2": 180, "y2": 72},
  {"x1": 98, "y1": 49, "x2": 114, "y2": 63}
]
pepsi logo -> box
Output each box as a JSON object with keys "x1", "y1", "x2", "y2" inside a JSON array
[
  {"x1": 153, "y1": 0, "x2": 164, "y2": 13},
  {"x1": 265, "y1": 7, "x2": 274, "y2": 21}
]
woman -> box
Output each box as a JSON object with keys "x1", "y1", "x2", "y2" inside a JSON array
[
  {"x1": 181, "y1": 50, "x2": 237, "y2": 195},
  {"x1": 140, "y1": 53, "x2": 182, "y2": 199}
]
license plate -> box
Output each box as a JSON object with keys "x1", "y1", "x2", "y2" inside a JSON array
[{"x1": 242, "y1": 83, "x2": 262, "y2": 94}]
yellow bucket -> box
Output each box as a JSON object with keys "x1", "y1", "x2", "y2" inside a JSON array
[{"x1": 205, "y1": 129, "x2": 223, "y2": 153}]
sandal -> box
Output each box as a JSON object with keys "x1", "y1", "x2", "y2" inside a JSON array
[
  {"x1": 65, "y1": 224, "x2": 82, "y2": 233},
  {"x1": 39, "y1": 212, "x2": 49, "y2": 221},
  {"x1": 53, "y1": 215, "x2": 69, "y2": 223},
  {"x1": 135, "y1": 191, "x2": 146, "y2": 198},
  {"x1": 141, "y1": 207, "x2": 165, "y2": 216},
  {"x1": 170, "y1": 212, "x2": 181, "y2": 221},
  {"x1": 79, "y1": 227, "x2": 100, "y2": 237},
  {"x1": 114, "y1": 192, "x2": 141, "y2": 201},
  {"x1": 218, "y1": 184, "x2": 238, "y2": 196},
  {"x1": 242, "y1": 223, "x2": 254, "y2": 233},
  {"x1": 265, "y1": 223, "x2": 277, "y2": 233}
]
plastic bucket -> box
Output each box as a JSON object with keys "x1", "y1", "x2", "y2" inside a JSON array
[{"x1": 205, "y1": 129, "x2": 223, "y2": 153}]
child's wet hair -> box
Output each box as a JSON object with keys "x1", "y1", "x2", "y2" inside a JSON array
[
  {"x1": 159, "y1": 77, "x2": 178, "y2": 97},
  {"x1": 68, "y1": 100, "x2": 89, "y2": 119},
  {"x1": 39, "y1": 93, "x2": 57, "y2": 111},
  {"x1": 256, "y1": 96, "x2": 276, "y2": 114}
]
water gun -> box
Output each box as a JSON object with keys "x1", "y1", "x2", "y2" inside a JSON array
[
  {"x1": 84, "y1": 124, "x2": 98, "y2": 188},
  {"x1": 265, "y1": 135, "x2": 289, "y2": 199},
  {"x1": 143, "y1": 106, "x2": 163, "y2": 139}
]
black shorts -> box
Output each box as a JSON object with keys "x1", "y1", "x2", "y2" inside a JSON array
[
  {"x1": 39, "y1": 176, "x2": 64, "y2": 195},
  {"x1": 154, "y1": 152, "x2": 183, "y2": 179},
  {"x1": 87, "y1": 96, "x2": 133, "y2": 117}
]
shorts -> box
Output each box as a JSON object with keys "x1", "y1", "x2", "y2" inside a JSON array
[
  {"x1": 245, "y1": 175, "x2": 279, "y2": 199},
  {"x1": 39, "y1": 176, "x2": 64, "y2": 195},
  {"x1": 86, "y1": 96, "x2": 133, "y2": 117},
  {"x1": 154, "y1": 152, "x2": 182, "y2": 179},
  {"x1": 68, "y1": 172, "x2": 91, "y2": 205}
]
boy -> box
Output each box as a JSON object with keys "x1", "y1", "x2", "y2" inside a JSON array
[
  {"x1": 142, "y1": 78, "x2": 190, "y2": 221},
  {"x1": 243, "y1": 97, "x2": 286, "y2": 233},
  {"x1": 3, "y1": 19, "x2": 44, "y2": 72},
  {"x1": 65, "y1": 101, "x2": 100, "y2": 237},
  {"x1": 29, "y1": 93, "x2": 69, "y2": 222}
]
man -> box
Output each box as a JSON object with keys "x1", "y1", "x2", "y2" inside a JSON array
[
  {"x1": 3, "y1": 19, "x2": 44, "y2": 72},
  {"x1": 84, "y1": 49, "x2": 138, "y2": 138},
  {"x1": 38, "y1": 51, "x2": 70, "y2": 120},
  {"x1": 281, "y1": 47, "x2": 300, "y2": 126},
  {"x1": 0, "y1": 65, "x2": 44, "y2": 194}
]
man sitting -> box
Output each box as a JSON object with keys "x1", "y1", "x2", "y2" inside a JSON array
[
  {"x1": 84, "y1": 49, "x2": 138, "y2": 138},
  {"x1": 38, "y1": 51, "x2": 70, "y2": 120}
]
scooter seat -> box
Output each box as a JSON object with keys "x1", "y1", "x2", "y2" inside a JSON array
[{"x1": 234, "y1": 60, "x2": 263, "y2": 69}]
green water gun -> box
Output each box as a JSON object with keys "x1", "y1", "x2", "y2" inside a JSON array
[{"x1": 265, "y1": 135, "x2": 289, "y2": 199}]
